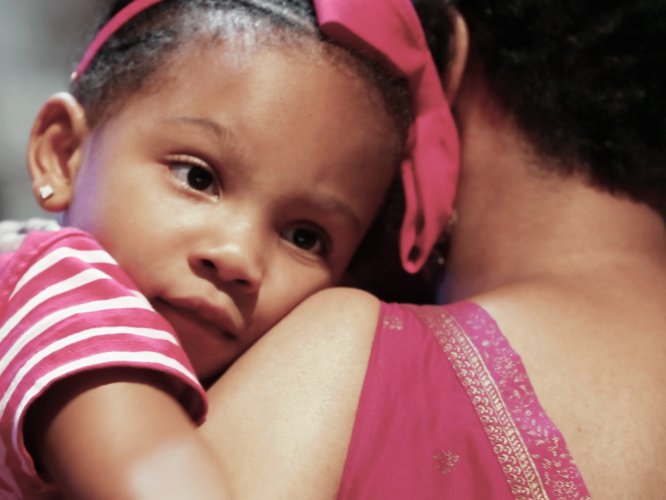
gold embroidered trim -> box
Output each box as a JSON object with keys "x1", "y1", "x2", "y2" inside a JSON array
[
  {"x1": 410, "y1": 306, "x2": 547, "y2": 499},
  {"x1": 407, "y1": 305, "x2": 590, "y2": 500}
]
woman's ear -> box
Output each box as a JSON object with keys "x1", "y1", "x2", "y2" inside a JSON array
[
  {"x1": 27, "y1": 92, "x2": 88, "y2": 213},
  {"x1": 441, "y1": 7, "x2": 470, "y2": 104}
]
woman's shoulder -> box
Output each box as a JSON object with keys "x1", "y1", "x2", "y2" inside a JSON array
[
  {"x1": 202, "y1": 288, "x2": 384, "y2": 499},
  {"x1": 270, "y1": 287, "x2": 384, "y2": 350},
  {"x1": 295, "y1": 287, "x2": 382, "y2": 319},
  {"x1": 268, "y1": 287, "x2": 383, "y2": 361}
]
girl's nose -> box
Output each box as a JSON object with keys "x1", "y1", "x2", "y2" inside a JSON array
[{"x1": 193, "y1": 240, "x2": 264, "y2": 294}]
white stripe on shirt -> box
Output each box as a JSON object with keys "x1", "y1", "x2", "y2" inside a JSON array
[
  {"x1": 11, "y1": 247, "x2": 118, "y2": 299},
  {"x1": 0, "y1": 268, "x2": 113, "y2": 344},
  {"x1": 0, "y1": 296, "x2": 154, "y2": 378},
  {"x1": 0, "y1": 326, "x2": 180, "y2": 423}
]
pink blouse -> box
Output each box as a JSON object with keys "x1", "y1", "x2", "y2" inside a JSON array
[
  {"x1": 338, "y1": 301, "x2": 591, "y2": 499},
  {"x1": 0, "y1": 230, "x2": 205, "y2": 498}
]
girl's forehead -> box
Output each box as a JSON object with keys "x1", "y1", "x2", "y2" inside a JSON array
[{"x1": 151, "y1": 39, "x2": 396, "y2": 136}]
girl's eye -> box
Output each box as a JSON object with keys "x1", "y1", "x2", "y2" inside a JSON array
[
  {"x1": 168, "y1": 156, "x2": 217, "y2": 195},
  {"x1": 282, "y1": 227, "x2": 329, "y2": 256},
  {"x1": 187, "y1": 166, "x2": 214, "y2": 191}
]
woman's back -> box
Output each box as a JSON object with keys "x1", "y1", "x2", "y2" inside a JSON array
[
  {"x1": 443, "y1": 1, "x2": 666, "y2": 493},
  {"x1": 201, "y1": 272, "x2": 666, "y2": 499},
  {"x1": 479, "y1": 277, "x2": 666, "y2": 499},
  {"x1": 457, "y1": 161, "x2": 666, "y2": 498}
]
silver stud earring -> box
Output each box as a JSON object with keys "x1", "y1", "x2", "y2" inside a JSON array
[{"x1": 39, "y1": 185, "x2": 54, "y2": 201}]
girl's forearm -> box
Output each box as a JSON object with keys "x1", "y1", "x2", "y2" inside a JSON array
[{"x1": 26, "y1": 368, "x2": 230, "y2": 500}]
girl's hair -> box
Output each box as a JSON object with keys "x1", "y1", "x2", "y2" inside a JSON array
[
  {"x1": 71, "y1": 0, "x2": 412, "y2": 141},
  {"x1": 451, "y1": 0, "x2": 666, "y2": 208}
]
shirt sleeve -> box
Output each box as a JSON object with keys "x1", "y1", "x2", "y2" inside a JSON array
[{"x1": 0, "y1": 229, "x2": 207, "y2": 498}]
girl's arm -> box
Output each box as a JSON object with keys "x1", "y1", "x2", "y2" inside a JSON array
[
  {"x1": 26, "y1": 368, "x2": 230, "y2": 500},
  {"x1": 1, "y1": 228, "x2": 225, "y2": 499},
  {"x1": 199, "y1": 288, "x2": 380, "y2": 499}
]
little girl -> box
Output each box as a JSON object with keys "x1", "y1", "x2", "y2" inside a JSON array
[{"x1": 0, "y1": 0, "x2": 458, "y2": 498}]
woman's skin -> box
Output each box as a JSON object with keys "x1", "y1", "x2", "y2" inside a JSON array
[{"x1": 199, "y1": 10, "x2": 666, "y2": 500}]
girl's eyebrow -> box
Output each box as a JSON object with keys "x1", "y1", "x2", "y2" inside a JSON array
[
  {"x1": 163, "y1": 116, "x2": 360, "y2": 231},
  {"x1": 300, "y1": 194, "x2": 361, "y2": 234},
  {"x1": 164, "y1": 116, "x2": 230, "y2": 140}
]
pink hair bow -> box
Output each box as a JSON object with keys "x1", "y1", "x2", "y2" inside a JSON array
[
  {"x1": 313, "y1": 0, "x2": 460, "y2": 273},
  {"x1": 75, "y1": 0, "x2": 460, "y2": 273}
]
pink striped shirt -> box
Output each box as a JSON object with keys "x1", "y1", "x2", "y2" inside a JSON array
[{"x1": 0, "y1": 229, "x2": 206, "y2": 499}]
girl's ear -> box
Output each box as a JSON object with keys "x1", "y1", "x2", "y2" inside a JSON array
[
  {"x1": 441, "y1": 7, "x2": 470, "y2": 104},
  {"x1": 27, "y1": 92, "x2": 89, "y2": 213}
]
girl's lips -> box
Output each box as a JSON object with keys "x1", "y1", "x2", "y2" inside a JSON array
[{"x1": 154, "y1": 297, "x2": 239, "y2": 341}]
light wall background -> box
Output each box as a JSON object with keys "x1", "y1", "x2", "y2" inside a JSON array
[{"x1": 0, "y1": 0, "x2": 97, "y2": 220}]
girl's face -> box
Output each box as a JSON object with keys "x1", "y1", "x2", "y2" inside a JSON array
[{"x1": 64, "y1": 42, "x2": 399, "y2": 382}]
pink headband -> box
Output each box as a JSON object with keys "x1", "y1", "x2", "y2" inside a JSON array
[{"x1": 74, "y1": 0, "x2": 460, "y2": 274}]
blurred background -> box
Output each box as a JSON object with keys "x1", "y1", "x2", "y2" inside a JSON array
[{"x1": 0, "y1": 0, "x2": 97, "y2": 220}]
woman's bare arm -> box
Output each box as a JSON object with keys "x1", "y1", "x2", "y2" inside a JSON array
[{"x1": 200, "y1": 288, "x2": 381, "y2": 500}]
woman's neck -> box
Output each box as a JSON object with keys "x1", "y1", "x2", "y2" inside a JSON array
[{"x1": 443, "y1": 88, "x2": 666, "y2": 302}]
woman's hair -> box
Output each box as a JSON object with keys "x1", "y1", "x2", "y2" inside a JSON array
[{"x1": 451, "y1": 0, "x2": 666, "y2": 206}]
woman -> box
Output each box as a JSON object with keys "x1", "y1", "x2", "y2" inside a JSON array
[{"x1": 199, "y1": 0, "x2": 666, "y2": 498}]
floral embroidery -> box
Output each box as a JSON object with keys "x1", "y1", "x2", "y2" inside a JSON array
[
  {"x1": 433, "y1": 449, "x2": 459, "y2": 474},
  {"x1": 381, "y1": 315, "x2": 403, "y2": 330}
]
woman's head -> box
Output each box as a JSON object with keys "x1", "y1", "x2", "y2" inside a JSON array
[
  {"x1": 447, "y1": 0, "x2": 666, "y2": 208},
  {"x1": 27, "y1": 0, "x2": 429, "y2": 380}
]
